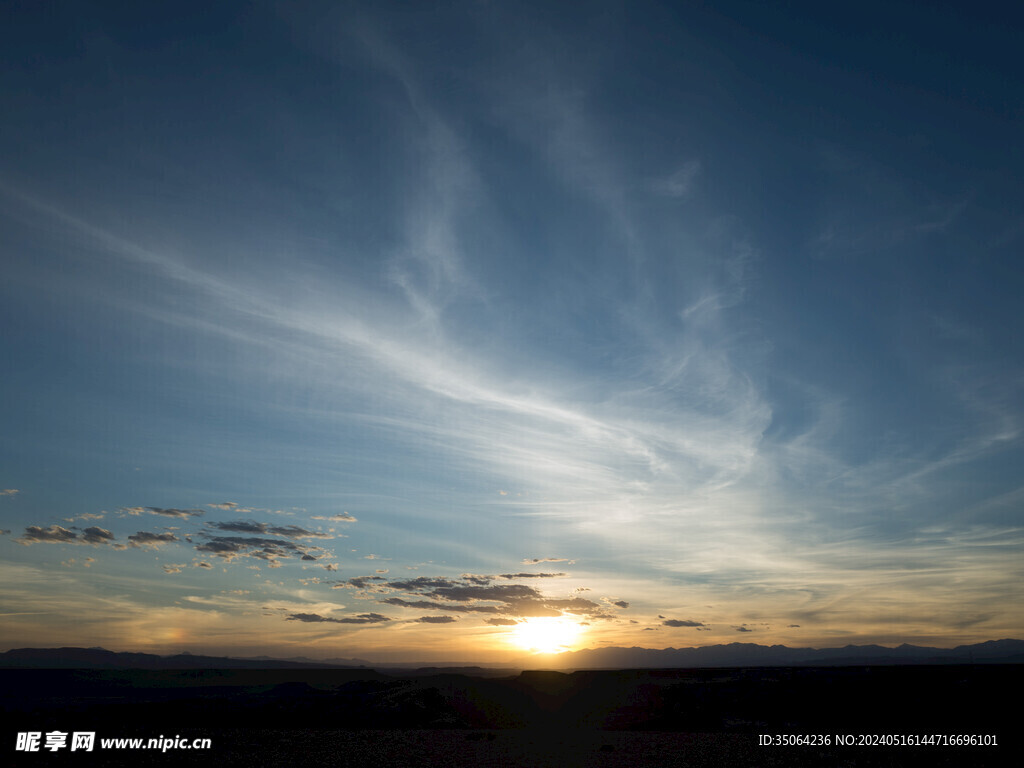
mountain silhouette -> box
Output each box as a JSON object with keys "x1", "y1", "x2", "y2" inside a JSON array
[
  {"x1": 2, "y1": 639, "x2": 1022, "y2": 670},
  {"x1": 527, "y1": 638, "x2": 1024, "y2": 669}
]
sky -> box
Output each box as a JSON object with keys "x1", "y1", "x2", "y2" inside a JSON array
[{"x1": 1, "y1": 0, "x2": 1023, "y2": 663}]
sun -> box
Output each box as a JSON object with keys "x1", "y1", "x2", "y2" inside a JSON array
[{"x1": 510, "y1": 617, "x2": 584, "y2": 654}]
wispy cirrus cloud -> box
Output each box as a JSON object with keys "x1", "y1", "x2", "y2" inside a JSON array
[
  {"x1": 652, "y1": 160, "x2": 700, "y2": 199},
  {"x1": 2, "y1": 2, "x2": 1021, "y2": 658},
  {"x1": 1, "y1": 174, "x2": 769, "y2": 579},
  {"x1": 64, "y1": 512, "x2": 106, "y2": 523}
]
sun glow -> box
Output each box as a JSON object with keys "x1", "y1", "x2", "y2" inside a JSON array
[{"x1": 510, "y1": 617, "x2": 584, "y2": 654}]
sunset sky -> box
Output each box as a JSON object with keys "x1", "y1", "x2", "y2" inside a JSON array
[{"x1": 2, "y1": 1, "x2": 1022, "y2": 662}]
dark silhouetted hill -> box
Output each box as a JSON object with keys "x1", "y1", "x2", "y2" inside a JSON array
[
  {"x1": 543, "y1": 638, "x2": 1024, "y2": 669},
  {"x1": 2, "y1": 639, "x2": 1022, "y2": 673},
  {"x1": 2, "y1": 665, "x2": 1021, "y2": 737}
]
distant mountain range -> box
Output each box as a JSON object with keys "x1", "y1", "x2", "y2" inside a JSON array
[
  {"x1": 551, "y1": 638, "x2": 1024, "y2": 669},
  {"x1": 2, "y1": 639, "x2": 1022, "y2": 670}
]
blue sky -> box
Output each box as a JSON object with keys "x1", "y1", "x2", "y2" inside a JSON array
[{"x1": 1, "y1": 0, "x2": 1022, "y2": 661}]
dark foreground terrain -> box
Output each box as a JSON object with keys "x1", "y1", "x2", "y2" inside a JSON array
[{"x1": 3, "y1": 665, "x2": 1019, "y2": 766}]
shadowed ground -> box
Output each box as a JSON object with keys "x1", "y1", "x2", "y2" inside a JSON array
[{"x1": 3, "y1": 666, "x2": 1018, "y2": 766}]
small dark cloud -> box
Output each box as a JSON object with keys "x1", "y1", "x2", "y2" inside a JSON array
[
  {"x1": 206, "y1": 521, "x2": 328, "y2": 538},
  {"x1": 497, "y1": 572, "x2": 567, "y2": 579},
  {"x1": 662, "y1": 619, "x2": 705, "y2": 628},
  {"x1": 267, "y1": 524, "x2": 329, "y2": 538},
  {"x1": 285, "y1": 612, "x2": 390, "y2": 624},
  {"x1": 381, "y1": 597, "x2": 500, "y2": 614},
  {"x1": 195, "y1": 538, "x2": 250, "y2": 555},
  {"x1": 125, "y1": 507, "x2": 204, "y2": 518},
  {"x1": 347, "y1": 575, "x2": 387, "y2": 589},
  {"x1": 459, "y1": 573, "x2": 492, "y2": 585},
  {"x1": 285, "y1": 612, "x2": 327, "y2": 622},
  {"x1": 16, "y1": 524, "x2": 116, "y2": 546},
  {"x1": 521, "y1": 557, "x2": 572, "y2": 564},
  {"x1": 379, "y1": 575, "x2": 618, "y2": 621},
  {"x1": 484, "y1": 618, "x2": 519, "y2": 626},
  {"x1": 206, "y1": 520, "x2": 265, "y2": 534},
  {"x1": 128, "y1": 531, "x2": 179, "y2": 548},
  {"x1": 386, "y1": 577, "x2": 461, "y2": 591},
  {"x1": 788, "y1": 624, "x2": 801, "y2": 628},
  {"x1": 196, "y1": 561, "x2": 213, "y2": 569},
  {"x1": 149, "y1": 507, "x2": 204, "y2": 518},
  {"x1": 0, "y1": 529, "x2": 10, "y2": 536},
  {"x1": 17, "y1": 525, "x2": 78, "y2": 544},
  {"x1": 81, "y1": 527, "x2": 116, "y2": 545},
  {"x1": 735, "y1": 626, "x2": 753, "y2": 632},
  {"x1": 416, "y1": 616, "x2": 456, "y2": 624},
  {"x1": 431, "y1": 584, "x2": 541, "y2": 602},
  {"x1": 613, "y1": 600, "x2": 629, "y2": 609},
  {"x1": 195, "y1": 535, "x2": 323, "y2": 564}
]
